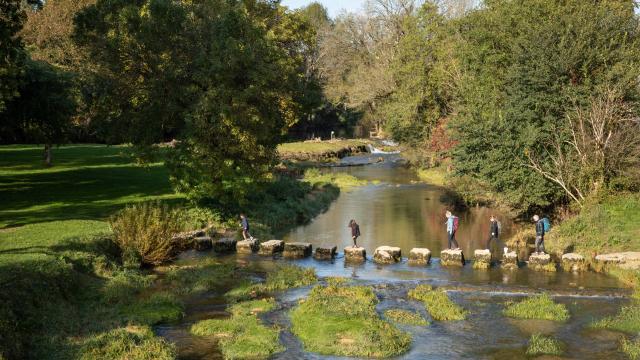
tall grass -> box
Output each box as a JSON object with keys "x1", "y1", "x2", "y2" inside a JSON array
[
  {"x1": 526, "y1": 334, "x2": 563, "y2": 356},
  {"x1": 109, "y1": 202, "x2": 184, "y2": 266}
]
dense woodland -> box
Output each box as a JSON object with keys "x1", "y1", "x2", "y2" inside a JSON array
[{"x1": 1, "y1": 0, "x2": 639, "y2": 214}]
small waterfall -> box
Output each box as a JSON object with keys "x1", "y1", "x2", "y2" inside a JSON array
[{"x1": 367, "y1": 143, "x2": 400, "y2": 154}]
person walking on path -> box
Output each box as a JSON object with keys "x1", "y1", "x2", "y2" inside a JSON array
[
  {"x1": 533, "y1": 214, "x2": 545, "y2": 254},
  {"x1": 445, "y1": 211, "x2": 460, "y2": 250},
  {"x1": 240, "y1": 213, "x2": 253, "y2": 241},
  {"x1": 348, "y1": 219, "x2": 361, "y2": 247},
  {"x1": 487, "y1": 215, "x2": 499, "y2": 250}
]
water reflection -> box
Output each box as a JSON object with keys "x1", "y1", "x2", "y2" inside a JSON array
[{"x1": 285, "y1": 157, "x2": 514, "y2": 258}]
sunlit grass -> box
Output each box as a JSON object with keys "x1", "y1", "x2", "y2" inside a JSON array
[
  {"x1": 408, "y1": 285, "x2": 467, "y2": 321},
  {"x1": 503, "y1": 294, "x2": 569, "y2": 321},
  {"x1": 384, "y1": 309, "x2": 429, "y2": 326},
  {"x1": 526, "y1": 334, "x2": 563, "y2": 356}
]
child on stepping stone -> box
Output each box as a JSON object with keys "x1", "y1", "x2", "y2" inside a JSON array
[{"x1": 348, "y1": 219, "x2": 361, "y2": 247}]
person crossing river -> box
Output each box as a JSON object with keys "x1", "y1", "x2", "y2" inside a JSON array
[{"x1": 445, "y1": 211, "x2": 460, "y2": 250}]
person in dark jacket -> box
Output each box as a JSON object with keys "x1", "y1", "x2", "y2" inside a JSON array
[
  {"x1": 487, "y1": 215, "x2": 499, "y2": 250},
  {"x1": 240, "y1": 213, "x2": 253, "y2": 241},
  {"x1": 348, "y1": 219, "x2": 361, "y2": 247},
  {"x1": 533, "y1": 214, "x2": 545, "y2": 254}
]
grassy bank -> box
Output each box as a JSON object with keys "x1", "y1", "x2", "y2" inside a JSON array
[
  {"x1": 277, "y1": 139, "x2": 369, "y2": 159},
  {"x1": 0, "y1": 144, "x2": 181, "y2": 228},
  {"x1": 290, "y1": 280, "x2": 411, "y2": 357},
  {"x1": 546, "y1": 193, "x2": 640, "y2": 255}
]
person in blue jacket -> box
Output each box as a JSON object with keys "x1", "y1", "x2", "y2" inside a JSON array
[{"x1": 533, "y1": 214, "x2": 545, "y2": 254}]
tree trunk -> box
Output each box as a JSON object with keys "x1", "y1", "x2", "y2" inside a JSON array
[{"x1": 44, "y1": 143, "x2": 52, "y2": 167}]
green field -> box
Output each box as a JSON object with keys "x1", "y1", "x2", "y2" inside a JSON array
[{"x1": 0, "y1": 144, "x2": 182, "y2": 228}]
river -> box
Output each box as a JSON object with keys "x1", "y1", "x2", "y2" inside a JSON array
[{"x1": 158, "y1": 153, "x2": 629, "y2": 360}]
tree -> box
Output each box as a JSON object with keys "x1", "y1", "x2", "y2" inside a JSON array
[
  {"x1": 527, "y1": 89, "x2": 640, "y2": 205},
  {"x1": 0, "y1": 0, "x2": 27, "y2": 113},
  {"x1": 0, "y1": 60, "x2": 76, "y2": 165},
  {"x1": 74, "y1": 0, "x2": 312, "y2": 204}
]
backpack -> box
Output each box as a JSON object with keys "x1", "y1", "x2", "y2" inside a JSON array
[
  {"x1": 542, "y1": 217, "x2": 551, "y2": 232},
  {"x1": 497, "y1": 221, "x2": 502, "y2": 236},
  {"x1": 452, "y1": 216, "x2": 459, "y2": 232}
]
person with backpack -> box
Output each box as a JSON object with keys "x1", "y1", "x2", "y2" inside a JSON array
[
  {"x1": 445, "y1": 211, "x2": 460, "y2": 250},
  {"x1": 487, "y1": 215, "x2": 500, "y2": 250},
  {"x1": 348, "y1": 219, "x2": 361, "y2": 247},
  {"x1": 533, "y1": 214, "x2": 545, "y2": 254},
  {"x1": 240, "y1": 213, "x2": 254, "y2": 241}
]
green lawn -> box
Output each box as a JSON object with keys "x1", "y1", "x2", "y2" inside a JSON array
[{"x1": 0, "y1": 144, "x2": 182, "y2": 228}]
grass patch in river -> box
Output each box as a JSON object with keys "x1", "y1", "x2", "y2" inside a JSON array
[
  {"x1": 120, "y1": 292, "x2": 184, "y2": 325},
  {"x1": 622, "y1": 338, "x2": 640, "y2": 360},
  {"x1": 408, "y1": 285, "x2": 467, "y2": 321},
  {"x1": 303, "y1": 168, "x2": 370, "y2": 190},
  {"x1": 225, "y1": 264, "x2": 317, "y2": 301},
  {"x1": 526, "y1": 334, "x2": 563, "y2": 356},
  {"x1": 384, "y1": 309, "x2": 429, "y2": 326},
  {"x1": 80, "y1": 326, "x2": 176, "y2": 360},
  {"x1": 290, "y1": 283, "x2": 411, "y2": 357},
  {"x1": 165, "y1": 259, "x2": 235, "y2": 295},
  {"x1": 503, "y1": 294, "x2": 569, "y2": 321},
  {"x1": 191, "y1": 298, "x2": 283, "y2": 359},
  {"x1": 591, "y1": 305, "x2": 640, "y2": 333}
]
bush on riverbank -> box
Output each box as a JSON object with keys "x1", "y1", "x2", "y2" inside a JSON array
[
  {"x1": 384, "y1": 309, "x2": 429, "y2": 326},
  {"x1": 290, "y1": 284, "x2": 411, "y2": 357},
  {"x1": 408, "y1": 285, "x2": 467, "y2": 321},
  {"x1": 526, "y1": 334, "x2": 563, "y2": 356},
  {"x1": 503, "y1": 294, "x2": 569, "y2": 321},
  {"x1": 191, "y1": 298, "x2": 283, "y2": 359}
]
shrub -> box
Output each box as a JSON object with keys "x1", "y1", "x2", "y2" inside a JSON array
[
  {"x1": 526, "y1": 334, "x2": 563, "y2": 356},
  {"x1": 503, "y1": 294, "x2": 569, "y2": 321},
  {"x1": 408, "y1": 285, "x2": 467, "y2": 321},
  {"x1": 109, "y1": 202, "x2": 183, "y2": 266}
]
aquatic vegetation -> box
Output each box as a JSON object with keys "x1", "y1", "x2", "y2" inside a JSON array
[
  {"x1": 303, "y1": 168, "x2": 369, "y2": 190},
  {"x1": 408, "y1": 285, "x2": 468, "y2": 321},
  {"x1": 526, "y1": 334, "x2": 563, "y2": 356},
  {"x1": 165, "y1": 259, "x2": 236, "y2": 295},
  {"x1": 622, "y1": 338, "x2": 640, "y2": 360},
  {"x1": 384, "y1": 309, "x2": 429, "y2": 326},
  {"x1": 472, "y1": 261, "x2": 491, "y2": 270},
  {"x1": 80, "y1": 326, "x2": 176, "y2": 360},
  {"x1": 225, "y1": 265, "x2": 317, "y2": 301},
  {"x1": 290, "y1": 284, "x2": 411, "y2": 357},
  {"x1": 191, "y1": 298, "x2": 283, "y2": 359},
  {"x1": 591, "y1": 305, "x2": 640, "y2": 333},
  {"x1": 503, "y1": 294, "x2": 569, "y2": 321},
  {"x1": 120, "y1": 292, "x2": 184, "y2": 325}
]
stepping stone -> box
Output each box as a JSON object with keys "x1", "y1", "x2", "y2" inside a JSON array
[
  {"x1": 440, "y1": 249, "x2": 465, "y2": 267},
  {"x1": 473, "y1": 249, "x2": 492, "y2": 269},
  {"x1": 258, "y1": 240, "x2": 284, "y2": 256},
  {"x1": 284, "y1": 242, "x2": 313, "y2": 258},
  {"x1": 594, "y1": 252, "x2": 640, "y2": 270},
  {"x1": 236, "y1": 239, "x2": 259, "y2": 254},
  {"x1": 408, "y1": 248, "x2": 431, "y2": 265},
  {"x1": 373, "y1": 246, "x2": 402, "y2": 264},
  {"x1": 528, "y1": 253, "x2": 556, "y2": 272},
  {"x1": 562, "y1": 253, "x2": 588, "y2": 272},
  {"x1": 501, "y1": 251, "x2": 519, "y2": 270},
  {"x1": 193, "y1": 236, "x2": 212, "y2": 251},
  {"x1": 344, "y1": 246, "x2": 366, "y2": 262},
  {"x1": 314, "y1": 246, "x2": 337, "y2": 260},
  {"x1": 214, "y1": 238, "x2": 237, "y2": 253}
]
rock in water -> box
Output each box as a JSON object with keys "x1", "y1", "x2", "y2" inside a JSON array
[
  {"x1": 441, "y1": 249, "x2": 465, "y2": 267},
  {"x1": 408, "y1": 248, "x2": 431, "y2": 265},
  {"x1": 314, "y1": 246, "x2": 337, "y2": 260},
  {"x1": 373, "y1": 246, "x2": 402, "y2": 264},
  {"x1": 501, "y1": 251, "x2": 519, "y2": 270},
  {"x1": 213, "y1": 238, "x2": 237, "y2": 253},
  {"x1": 344, "y1": 246, "x2": 366, "y2": 263},
  {"x1": 562, "y1": 253, "x2": 588, "y2": 272},
  {"x1": 528, "y1": 253, "x2": 556, "y2": 272},
  {"x1": 193, "y1": 236, "x2": 212, "y2": 251},
  {"x1": 595, "y1": 252, "x2": 640, "y2": 271},
  {"x1": 258, "y1": 240, "x2": 284, "y2": 256},
  {"x1": 284, "y1": 242, "x2": 313, "y2": 258},
  {"x1": 473, "y1": 249, "x2": 492, "y2": 269},
  {"x1": 237, "y1": 239, "x2": 259, "y2": 254}
]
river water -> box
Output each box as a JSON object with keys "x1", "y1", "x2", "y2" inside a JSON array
[{"x1": 158, "y1": 154, "x2": 630, "y2": 360}]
